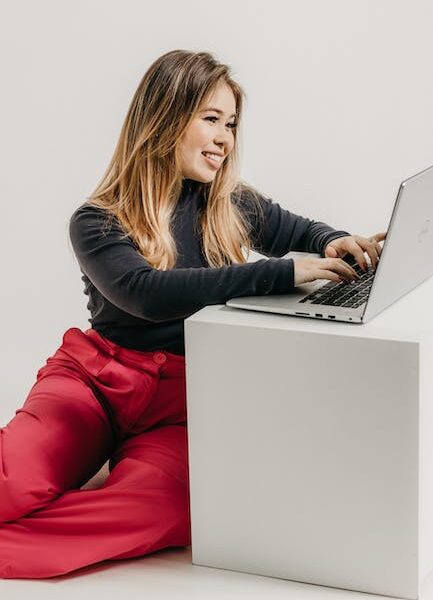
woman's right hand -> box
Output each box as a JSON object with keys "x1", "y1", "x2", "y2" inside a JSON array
[{"x1": 293, "y1": 257, "x2": 360, "y2": 286}]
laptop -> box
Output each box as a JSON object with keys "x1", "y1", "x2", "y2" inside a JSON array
[{"x1": 226, "y1": 163, "x2": 433, "y2": 323}]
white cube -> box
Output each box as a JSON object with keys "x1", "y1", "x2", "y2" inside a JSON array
[{"x1": 184, "y1": 276, "x2": 433, "y2": 599}]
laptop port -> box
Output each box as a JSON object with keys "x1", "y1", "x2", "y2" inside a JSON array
[
  {"x1": 329, "y1": 315, "x2": 336, "y2": 319},
  {"x1": 315, "y1": 313, "x2": 323, "y2": 318}
]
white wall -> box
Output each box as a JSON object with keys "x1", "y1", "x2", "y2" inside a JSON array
[{"x1": 1, "y1": 0, "x2": 433, "y2": 420}]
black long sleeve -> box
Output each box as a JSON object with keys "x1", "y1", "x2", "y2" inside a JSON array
[
  {"x1": 69, "y1": 179, "x2": 350, "y2": 355},
  {"x1": 238, "y1": 191, "x2": 351, "y2": 258},
  {"x1": 69, "y1": 203, "x2": 295, "y2": 323}
]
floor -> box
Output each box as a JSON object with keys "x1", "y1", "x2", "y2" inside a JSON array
[
  {"x1": 2, "y1": 466, "x2": 433, "y2": 600},
  {"x1": 2, "y1": 545, "x2": 433, "y2": 600}
]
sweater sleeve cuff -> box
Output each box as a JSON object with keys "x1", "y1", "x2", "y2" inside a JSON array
[{"x1": 265, "y1": 257, "x2": 295, "y2": 294}]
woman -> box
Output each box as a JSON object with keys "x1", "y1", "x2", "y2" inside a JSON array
[{"x1": 0, "y1": 49, "x2": 385, "y2": 579}]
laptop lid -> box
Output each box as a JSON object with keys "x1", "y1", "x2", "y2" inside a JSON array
[{"x1": 362, "y1": 163, "x2": 433, "y2": 323}]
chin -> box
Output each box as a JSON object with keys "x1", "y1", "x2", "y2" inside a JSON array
[{"x1": 194, "y1": 173, "x2": 216, "y2": 184}]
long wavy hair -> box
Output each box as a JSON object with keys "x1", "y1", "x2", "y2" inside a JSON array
[{"x1": 86, "y1": 49, "x2": 265, "y2": 270}]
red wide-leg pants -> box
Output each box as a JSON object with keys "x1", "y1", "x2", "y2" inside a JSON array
[{"x1": 0, "y1": 327, "x2": 191, "y2": 579}]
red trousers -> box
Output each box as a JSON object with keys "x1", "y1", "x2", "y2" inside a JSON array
[{"x1": 0, "y1": 327, "x2": 190, "y2": 579}]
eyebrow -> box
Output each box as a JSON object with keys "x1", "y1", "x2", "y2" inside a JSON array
[{"x1": 201, "y1": 107, "x2": 237, "y2": 119}]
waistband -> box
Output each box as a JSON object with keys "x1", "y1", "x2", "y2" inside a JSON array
[{"x1": 83, "y1": 328, "x2": 185, "y2": 368}]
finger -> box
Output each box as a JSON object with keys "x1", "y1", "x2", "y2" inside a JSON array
[
  {"x1": 368, "y1": 234, "x2": 386, "y2": 258},
  {"x1": 325, "y1": 245, "x2": 338, "y2": 258},
  {"x1": 317, "y1": 269, "x2": 343, "y2": 283},
  {"x1": 336, "y1": 259, "x2": 360, "y2": 281},
  {"x1": 355, "y1": 236, "x2": 380, "y2": 270},
  {"x1": 325, "y1": 245, "x2": 348, "y2": 259},
  {"x1": 373, "y1": 241, "x2": 382, "y2": 258},
  {"x1": 323, "y1": 258, "x2": 359, "y2": 281},
  {"x1": 333, "y1": 247, "x2": 348, "y2": 259},
  {"x1": 370, "y1": 232, "x2": 387, "y2": 243},
  {"x1": 340, "y1": 239, "x2": 368, "y2": 272}
]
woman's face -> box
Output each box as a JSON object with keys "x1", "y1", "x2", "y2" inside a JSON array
[{"x1": 178, "y1": 82, "x2": 238, "y2": 183}]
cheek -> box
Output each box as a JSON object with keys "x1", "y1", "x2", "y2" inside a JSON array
[
  {"x1": 189, "y1": 121, "x2": 212, "y2": 147},
  {"x1": 179, "y1": 136, "x2": 199, "y2": 162}
]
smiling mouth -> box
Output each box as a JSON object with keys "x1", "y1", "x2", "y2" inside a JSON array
[{"x1": 202, "y1": 152, "x2": 223, "y2": 168}]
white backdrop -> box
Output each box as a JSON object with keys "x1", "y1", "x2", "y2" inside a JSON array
[{"x1": 1, "y1": 0, "x2": 433, "y2": 420}]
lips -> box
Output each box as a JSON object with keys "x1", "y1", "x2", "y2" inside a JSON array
[
  {"x1": 202, "y1": 152, "x2": 223, "y2": 169},
  {"x1": 202, "y1": 151, "x2": 223, "y2": 161},
  {"x1": 202, "y1": 151, "x2": 224, "y2": 158}
]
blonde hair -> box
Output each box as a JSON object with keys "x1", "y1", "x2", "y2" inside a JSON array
[{"x1": 86, "y1": 49, "x2": 265, "y2": 270}]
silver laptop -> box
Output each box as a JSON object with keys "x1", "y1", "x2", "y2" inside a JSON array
[{"x1": 226, "y1": 164, "x2": 433, "y2": 323}]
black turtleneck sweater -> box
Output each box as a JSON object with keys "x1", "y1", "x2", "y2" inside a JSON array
[{"x1": 69, "y1": 179, "x2": 350, "y2": 355}]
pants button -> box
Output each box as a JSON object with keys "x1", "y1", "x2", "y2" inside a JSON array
[{"x1": 153, "y1": 352, "x2": 167, "y2": 365}]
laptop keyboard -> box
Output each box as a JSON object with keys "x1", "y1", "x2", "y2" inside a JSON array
[{"x1": 298, "y1": 261, "x2": 375, "y2": 308}]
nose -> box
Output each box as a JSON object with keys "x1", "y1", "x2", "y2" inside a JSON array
[{"x1": 213, "y1": 125, "x2": 233, "y2": 153}]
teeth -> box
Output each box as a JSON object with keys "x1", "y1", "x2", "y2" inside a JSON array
[{"x1": 203, "y1": 152, "x2": 222, "y2": 163}]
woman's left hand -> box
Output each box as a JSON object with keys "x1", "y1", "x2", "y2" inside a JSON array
[{"x1": 324, "y1": 232, "x2": 387, "y2": 272}]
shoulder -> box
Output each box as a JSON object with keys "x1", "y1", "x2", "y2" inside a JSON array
[
  {"x1": 69, "y1": 201, "x2": 119, "y2": 232},
  {"x1": 233, "y1": 179, "x2": 264, "y2": 201},
  {"x1": 69, "y1": 202, "x2": 126, "y2": 249},
  {"x1": 232, "y1": 182, "x2": 273, "y2": 223},
  {"x1": 70, "y1": 201, "x2": 111, "y2": 223}
]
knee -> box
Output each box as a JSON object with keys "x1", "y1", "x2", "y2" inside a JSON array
[
  {"x1": 0, "y1": 475, "x2": 58, "y2": 523},
  {"x1": 0, "y1": 424, "x2": 60, "y2": 522}
]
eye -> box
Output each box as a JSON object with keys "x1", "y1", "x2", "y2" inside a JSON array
[{"x1": 205, "y1": 116, "x2": 237, "y2": 129}]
